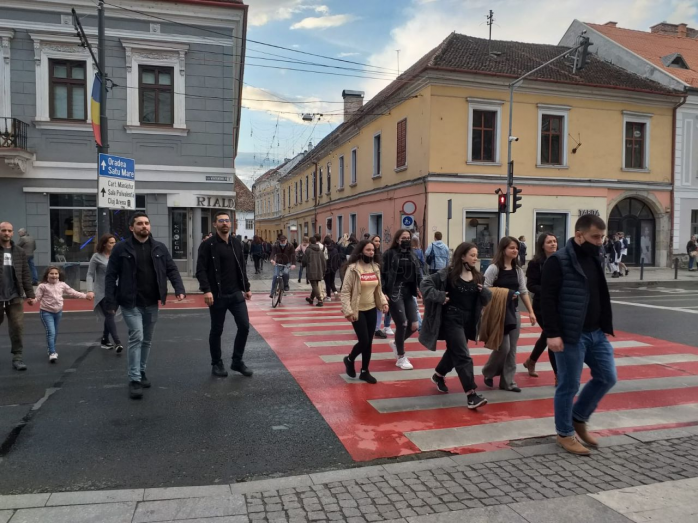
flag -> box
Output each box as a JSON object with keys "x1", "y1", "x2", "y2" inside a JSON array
[{"x1": 91, "y1": 74, "x2": 102, "y2": 147}]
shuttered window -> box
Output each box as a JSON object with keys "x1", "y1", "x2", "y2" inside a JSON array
[{"x1": 396, "y1": 118, "x2": 407, "y2": 168}]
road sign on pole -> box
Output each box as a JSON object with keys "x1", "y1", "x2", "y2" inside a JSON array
[
  {"x1": 98, "y1": 153, "x2": 136, "y2": 210},
  {"x1": 401, "y1": 215, "x2": 415, "y2": 229}
]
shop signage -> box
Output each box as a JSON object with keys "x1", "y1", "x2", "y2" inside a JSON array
[
  {"x1": 97, "y1": 153, "x2": 136, "y2": 210},
  {"x1": 195, "y1": 196, "x2": 234, "y2": 208},
  {"x1": 205, "y1": 176, "x2": 232, "y2": 182},
  {"x1": 579, "y1": 209, "x2": 600, "y2": 216}
]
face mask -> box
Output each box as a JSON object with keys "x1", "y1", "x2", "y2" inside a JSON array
[
  {"x1": 280, "y1": 242, "x2": 287, "y2": 247},
  {"x1": 400, "y1": 240, "x2": 410, "y2": 250},
  {"x1": 463, "y1": 262, "x2": 473, "y2": 271},
  {"x1": 361, "y1": 254, "x2": 373, "y2": 264},
  {"x1": 580, "y1": 241, "x2": 601, "y2": 258}
]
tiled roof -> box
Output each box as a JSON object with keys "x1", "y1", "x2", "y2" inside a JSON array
[
  {"x1": 234, "y1": 176, "x2": 254, "y2": 212},
  {"x1": 587, "y1": 23, "x2": 698, "y2": 87}
]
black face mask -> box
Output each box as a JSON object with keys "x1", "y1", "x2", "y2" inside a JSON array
[
  {"x1": 361, "y1": 254, "x2": 373, "y2": 264},
  {"x1": 400, "y1": 240, "x2": 411, "y2": 250},
  {"x1": 580, "y1": 241, "x2": 601, "y2": 258},
  {"x1": 463, "y1": 262, "x2": 473, "y2": 271}
]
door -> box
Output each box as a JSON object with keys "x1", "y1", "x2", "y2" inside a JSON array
[
  {"x1": 201, "y1": 214, "x2": 211, "y2": 237},
  {"x1": 609, "y1": 198, "x2": 655, "y2": 265},
  {"x1": 369, "y1": 213, "x2": 383, "y2": 237}
]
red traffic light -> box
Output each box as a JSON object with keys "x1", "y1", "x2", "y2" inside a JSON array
[{"x1": 498, "y1": 194, "x2": 507, "y2": 213}]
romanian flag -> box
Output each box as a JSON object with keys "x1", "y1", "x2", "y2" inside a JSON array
[{"x1": 91, "y1": 74, "x2": 102, "y2": 146}]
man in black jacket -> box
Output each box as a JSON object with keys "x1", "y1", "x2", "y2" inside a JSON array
[
  {"x1": 269, "y1": 235, "x2": 295, "y2": 298},
  {"x1": 197, "y1": 211, "x2": 252, "y2": 378},
  {"x1": 105, "y1": 212, "x2": 185, "y2": 399},
  {"x1": 541, "y1": 214, "x2": 616, "y2": 456}
]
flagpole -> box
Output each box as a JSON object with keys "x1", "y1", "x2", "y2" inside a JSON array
[{"x1": 96, "y1": 0, "x2": 110, "y2": 239}]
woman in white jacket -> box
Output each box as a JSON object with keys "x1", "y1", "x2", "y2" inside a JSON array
[{"x1": 86, "y1": 234, "x2": 123, "y2": 352}]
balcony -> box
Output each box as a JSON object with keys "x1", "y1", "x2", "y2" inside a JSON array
[{"x1": 0, "y1": 117, "x2": 34, "y2": 173}]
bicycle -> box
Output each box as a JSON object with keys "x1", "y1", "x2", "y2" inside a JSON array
[{"x1": 271, "y1": 263, "x2": 291, "y2": 308}]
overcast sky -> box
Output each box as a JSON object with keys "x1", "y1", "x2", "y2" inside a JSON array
[{"x1": 236, "y1": 0, "x2": 697, "y2": 186}]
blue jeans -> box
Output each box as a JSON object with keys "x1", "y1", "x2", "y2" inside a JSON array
[
  {"x1": 27, "y1": 256, "x2": 38, "y2": 283},
  {"x1": 554, "y1": 329, "x2": 617, "y2": 437},
  {"x1": 297, "y1": 264, "x2": 305, "y2": 281},
  {"x1": 39, "y1": 309, "x2": 62, "y2": 354},
  {"x1": 122, "y1": 305, "x2": 159, "y2": 383},
  {"x1": 414, "y1": 296, "x2": 422, "y2": 332},
  {"x1": 376, "y1": 310, "x2": 392, "y2": 331},
  {"x1": 270, "y1": 265, "x2": 290, "y2": 295},
  {"x1": 689, "y1": 255, "x2": 695, "y2": 270}
]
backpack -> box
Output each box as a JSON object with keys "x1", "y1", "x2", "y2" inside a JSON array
[
  {"x1": 425, "y1": 246, "x2": 435, "y2": 268},
  {"x1": 328, "y1": 249, "x2": 343, "y2": 273},
  {"x1": 296, "y1": 248, "x2": 304, "y2": 264}
]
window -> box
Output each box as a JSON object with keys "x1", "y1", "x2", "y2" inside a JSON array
[
  {"x1": 299, "y1": 179, "x2": 303, "y2": 202},
  {"x1": 288, "y1": 185, "x2": 291, "y2": 207},
  {"x1": 139, "y1": 65, "x2": 174, "y2": 125},
  {"x1": 295, "y1": 182, "x2": 298, "y2": 204},
  {"x1": 49, "y1": 59, "x2": 86, "y2": 121},
  {"x1": 305, "y1": 175, "x2": 309, "y2": 200},
  {"x1": 467, "y1": 98, "x2": 504, "y2": 164},
  {"x1": 326, "y1": 163, "x2": 331, "y2": 194},
  {"x1": 338, "y1": 156, "x2": 345, "y2": 189},
  {"x1": 337, "y1": 215, "x2": 343, "y2": 238},
  {"x1": 396, "y1": 118, "x2": 407, "y2": 168},
  {"x1": 171, "y1": 209, "x2": 188, "y2": 260},
  {"x1": 625, "y1": 122, "x2": 646, "y2": 169},
  {"x1": 319, "y1": 167, "x2": 323, "y2": 195},
  {"x1": 535, "y1": 212, "x2": 568, "y2": 250},
  {"x1": 540, "y1": 115, "x2": 563, "y2": 165},
  {"x1": 351, "y1": 148, "x2": 357, "y2": 185},
  {"x1": 373, "y1": 133, "x2": 382, "y2": 177},
  {"x1": 471, "y1": 110, "x2": 496, "y2": 162},
  {"x1": 282, "y1": 189, "x2": 285, "y2": 210},
  {"x1": 246, "y1": 219, "x2": 254, "y2": 230},
  {"x1": 369, "y1": 213, "x2": 383, "y2": 237},
  {"x1": 463, "y1": 212, "x2": 500, "y2": 260},
  {"x1": 350, "y1": 213, "x2": 357, "y2": 234}
]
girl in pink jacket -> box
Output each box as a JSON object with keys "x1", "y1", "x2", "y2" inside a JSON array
[{"x1": 35, "y1": 266, "x2": 92, "y2": 363}]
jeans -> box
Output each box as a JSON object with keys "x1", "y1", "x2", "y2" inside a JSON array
[
  {"x1": 482, "y1": 313, "x2": 521, "y2": 390},
  {"x1": 690, "y1": 255, "x2": 696, "y2": 270},
  {"x1": 297, "y1": 264, "x2": 305, "y2": 281},
  {"x1": 414, "y1": 296, "x2": 422, "y2": 331},
  {"x1": 208, "y1": 294, "x2": 250, "y2": 366},
  {"x1": 554, "y1": 329, "x2": 617, "y2": 437},
  {"x1": 99, "y1": 300, "x2": 121, "y2": 344},
  {"x1": 1, "y1": 298, "x2": 24, "y2": 361},
  {"x1": 324, "y1": 270, "x2": 338, "y2": 297},
  {"x1": 122, "y1": 305, "x2": 159, "y2": 383},
  {"x1": 435, "y1": 307, "x2": 476, "y2": 393},
  {"x1": 348, "y1": 308, "x2": 377, "y2": 371},
  {"x1": 376, "y1": 310, "x2": 392, "y2": 331},
  {"x1": 27, "y1": 256, "x2": 38, "y2": 283},
  {"x1": 39, "y1": 309, "x2": 62, "y2": 355},
  {"x1": 387, "y1": 286, "x2": 419, "y2": 356},
  {"x1": 270, "y1": 265, "x2": 290, "y2": 295}
]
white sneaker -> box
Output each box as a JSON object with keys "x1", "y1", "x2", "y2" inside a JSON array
[
  {"x1": 385, "y1": 327, "x2": 395, "y2": 335},
  {"x1": 49, "y1": 353, "x2": 58, "y2": 363},
  {"x1": 389, "y1": 341, "x2": 398, "y2": 357},
  {"x1": 396, "y1": 356, "x2": 413, "y2": 370}
]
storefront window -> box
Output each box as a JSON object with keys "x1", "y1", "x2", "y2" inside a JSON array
[
  {"x1": 535, "y1": 212, "x2": 568, "y2": 249},
  {"x1": 464, "y1": 213, "x2": 499, "y2": 259},
  {"x1": 109, "y1": 195, "x2": 146, "y2": 242},
  {"x1": 171, "y1": 209, "x2": 188, "y2": 260}
]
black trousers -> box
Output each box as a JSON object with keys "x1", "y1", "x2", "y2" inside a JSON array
[
  {"x1": 253, "y1": 255, "x2": 262, "y2": 273},
  {"x1": 208, "y1": 294, "x2": 250, "y2": 366},
  {"x1": 435, "y1": 307, "x2": 476, "y2": 393},
  {"x1": 324, "y1": 270, "x2": 337, "y2": 297},
  {"x1": 348, "y1": 308, "x2": 378, "y2": 371},
  {"x1": 387, "y1": 286, "x2": 419, "y2": 356},
  {"x1": 99, "y1": 299, "x2": 121, "y2": 344},
  {"x1": 529, "y1": 331, "x2": 558, "y2": 374}
]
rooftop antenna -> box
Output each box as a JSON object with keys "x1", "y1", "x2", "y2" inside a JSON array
[{"x1": 487, "y1": 10, "x2": 494, "y2": 54}]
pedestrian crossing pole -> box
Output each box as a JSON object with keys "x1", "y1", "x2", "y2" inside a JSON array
[{"x1": 447, "y1": 199, "x2": 452, "y2": 248}]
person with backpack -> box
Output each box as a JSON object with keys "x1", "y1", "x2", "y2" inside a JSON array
[
  {"x1": 296, "y1": 236, "x2": 310, "y2": 283},
  {"x1": 344, "y1": 234, "x2": 358, "y2": 260},
  {"x1": 425, "y1": 232, "x2": 450, "y2": 274},
  {"x1": 250, "y1": 236, "x2": 264, "y2": 274},
  {"x1": 242, "y1": 236, "x2": 251, "y2": 265},
  {"x1": 324, "y1": 236, "x2": 342, "y2": 301}
]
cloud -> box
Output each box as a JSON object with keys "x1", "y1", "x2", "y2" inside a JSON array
[
  {"x1": 248, "y1": 1, "x2": 333, "y2": 27},
  {"x1": 291, "y1": 14, "x2": 358, "y2": 30},
  {"x1": 242, "y1": 85, "x2": 344, "y2": 124},
  {"x1": 338, "y1": 52, "x2": 360, "y2": 57}
]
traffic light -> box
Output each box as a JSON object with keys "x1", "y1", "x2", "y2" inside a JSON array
[
  {"x1": 511, "y1": 186, "x2": 523, "y2": 213},
  {"x1": 498, "y1": 192, "x2": 507, "y2": 213},
  {"x1": 578, "y1": 36, "x2": 592, "y2": 70}
]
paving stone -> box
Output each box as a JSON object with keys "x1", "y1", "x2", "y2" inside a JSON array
[
  {"x1": 0, "y1": 494, "x2": 51, "y2": 510},
  {"x1": 133, "y1": 496, "x2": 247, "y2": 522},
  {"x1": 327, "y1": 513, "x2": 343, "y2": 521},
  {"x1": 46, "y1": 489, "x2": 143, "y2": 506},
  {"x1": 267, "y1": 511, "x2": 286, "y2": 521},
  {"x1": 307, "y1": 511, "x2": 326, "y2": 521},
  {"x1": 0, "y1": 511, "x2": 12, "y2": 523},
  {"x1": 346, "y1": 517, "x2": 366, "y2": 523},
  {"x1": 249, "y1": 513, "x2": 268, "y2": 521},
  {"x1": 365, "y1": 514, "x2": 383, "y2": 522},
  {"x1": 10, "y1": 502, "x2": 137, "y2": 523},
  {"x1": 342, "y1": 507, "x2": 361, "y2": 517}
]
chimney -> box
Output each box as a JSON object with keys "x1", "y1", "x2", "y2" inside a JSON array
[
  {"x1": 342, "y1": 90, "x2": 364, "y2": 123},
  {"x1": 678, "y1": 23, "x2": 687, "y2": 38},
  {"x1": 604, "y1": 21, "x2": 617, "y2": 27}
]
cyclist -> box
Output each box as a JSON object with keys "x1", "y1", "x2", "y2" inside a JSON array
[{"x1": 269, "y1": 235, "x2": 296, "y2": 298}]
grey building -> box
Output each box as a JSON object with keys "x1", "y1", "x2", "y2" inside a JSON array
[{"x1": 0, "y1": 0, "x2": 247, "y2": 276}]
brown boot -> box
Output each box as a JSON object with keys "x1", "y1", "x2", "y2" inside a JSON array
[
  {"x1": 556, "y1": 435, "x2": 591, "y2": 456},
  {"x1": 573, "y1": 421, "x2": 599, "y2": 447},
  {"x1": 523, "y1": 359, "x2": 538, "y2": 377}
]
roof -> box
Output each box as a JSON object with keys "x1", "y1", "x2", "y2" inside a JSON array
[
  {"x1": 587, "y1": 22, "x2": 698, "y2": 87},
  {"x1": 234, "y1": 175, "x2": 254, "y2": 212}
]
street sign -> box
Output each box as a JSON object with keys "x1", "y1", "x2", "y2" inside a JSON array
[
  {"x1": 402, "y1": 200, "x2": 417, "y2": 216},
  {"x1": 401, "y1": 215, "x2": 414, "y2": 229},
  {"x1": 98, "y1": 153, "x2": 136, "y2": 210}
]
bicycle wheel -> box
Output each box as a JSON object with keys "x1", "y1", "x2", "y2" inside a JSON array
[{"x1": 272, "y1": 277, "x2": 283, "y2": 308}]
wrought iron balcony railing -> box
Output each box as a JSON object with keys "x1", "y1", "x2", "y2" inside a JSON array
[{"x1": 0, "y1": 118, "x2": 28, "y2": 150}]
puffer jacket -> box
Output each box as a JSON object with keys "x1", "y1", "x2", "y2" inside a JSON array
[
  {"x1": 340, "y1": 262, "x2": 388, "y2": 317},
  {"x1": 0, "y1": 242, "x2": 35, "y2": 299},
  {"x1": 303, "y1": 243, "x2": 326, "y2": 280}
]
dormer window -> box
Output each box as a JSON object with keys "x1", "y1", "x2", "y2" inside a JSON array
[{"x1": 662, "y1": 53, "x2": 690, "y2": 70}]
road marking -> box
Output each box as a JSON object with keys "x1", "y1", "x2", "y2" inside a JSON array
[
  {"x1": 369, "y1": 375, "x2": 698, "y2": 413},
  {"x1": 611, "y1": 300, "x2": 698, "y2": 314},
  {"x1": 290, "y1": 331, "x2": 543, "y2": 338},
  {"x1": 404, "y1": 403, "x2": 698, "y2": 451},
  {"x1": 282, "y1": 322, "x2": 357, "y2": 327},
  {"x1": 341, "y1": 353, "x2": 698, "y2": 383}
]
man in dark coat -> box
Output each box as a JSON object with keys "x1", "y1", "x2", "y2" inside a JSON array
[
  {"x1": 303, "y1": 237, "x2": 326, "y2": 306},
  {"x1": 269, "y1": 235, "x2": 296, "y2": 297}
]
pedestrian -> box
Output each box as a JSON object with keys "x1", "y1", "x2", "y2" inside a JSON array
[
  {"x1": 86, "y1": 234, "x2": 123, "y2": 353},
  {"x1": 341, "y1": 240, "x2": 389, "y2": 384},
  {"x1": 382, "y1": 229, "x2": 423, "y2": 370},
  {"x1": 687, "y1": 235, "x2": 697, "y2": 271},
  {"x1": 251, "y1": 236, "x2": 263, "y2": 274},
  {"x1": 269, "y1": 235, "x2": 295, "y2": 298},
  {"x1": 296, "y1": 236, "x2": 310, "y2": 283},
  {"x1": 481, "y1": 236, "x2": 536, "y2": 393},
  {"x1": 264, "y1": 240, "x2": 272, "y2": 262},
  {"x1": 243, "y1": 236, "x2": 251, "y2": 265},
  {"x1": 420, "y1": 242, "x2": 491, "y2": 408},
  {"x1": 105, "y1": 212, "x2": 186, "y2": 400},
  {"x1": 518, "y1": 236, "x2": 527, "y2": 266},
  {"x1": 411, "y1": 237, "x2": 424, "y2": 331},
  {"x1": 197, "y1": 211, "x2": 253, "y2": 379},
  {"x1": 0, "y1": 222, "x2": 36, "y2": 371},
  {"x1": 618, "y1": 232, "x2": 629, "y2": 276},
  {"x1": 18, "y1": 228, "x2": 38, "y2": 285},
  {"x1": 611, "y1": 233, "x2": 623, "y2": 278},
  {"x1": 541, "y1": 214, "x2": 616, "y2": 455},
  {"x1": 424, "y1": 231, "x2": 449, "y2": 274},
  {"x1": 522, "y1": 233, "x2": 558, "y2": 380},
  {"x1": 371, "y1": 235, "x2": 391, "y2": 339},
  {"x1": 602, "y1": 237, "x2": 614, "y2": 274},
  {"x1": 303, "y1": 236, "x2": 326, "y2": 306},
  {"x1": 324, "y1": 236, "x2": 343, "y2": 301},
  {"x1": 35, "y1": 266, "x2": 92, "y2": 363},
  {"x1": 363, "y1": 233, "x2": 370, "y2": 241},
  {"x1": 292, "y1": 238, "x2": 298, "y2": 250},
  {"x1": 344, "y1": 233, "x2": 358, "y2": 260}
]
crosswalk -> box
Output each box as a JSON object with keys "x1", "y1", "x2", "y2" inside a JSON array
[{"x1": 248, "y1": 296, "x2": 698, "y2": 462}]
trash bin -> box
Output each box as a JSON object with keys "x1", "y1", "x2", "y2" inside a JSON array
[{"x1": 60, "y1": 262, "x2": 81, "y2": 290}]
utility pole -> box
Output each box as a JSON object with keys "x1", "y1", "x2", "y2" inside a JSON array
[{"x1": 486, "y1": 10, "x2": 494, "y2": 55}]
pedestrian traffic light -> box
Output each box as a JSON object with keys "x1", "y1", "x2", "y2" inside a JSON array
[
  {"x1": 511, "y1": 186, "x2": 523, "y2": 213},
  {"x1": 498, "y1": 192, "x2": 507, "y2": 213}
]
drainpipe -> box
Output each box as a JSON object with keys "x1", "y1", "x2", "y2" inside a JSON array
[
  {"x1": 671, "y1": 94, "x2": 688, "y2": 267},
  {"x1": 312, "y1": 161, "x2": 319, "y2": 235}
]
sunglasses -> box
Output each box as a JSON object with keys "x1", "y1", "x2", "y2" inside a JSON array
[{"x1": 217, "y1": 219, "x2": 231, "y2": 223}]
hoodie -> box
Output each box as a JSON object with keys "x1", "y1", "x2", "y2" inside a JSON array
[{"x1": 425, "y1": 240, "x2": 450, "y2": 270}]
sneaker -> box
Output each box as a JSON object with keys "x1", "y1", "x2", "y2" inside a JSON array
[
  {"x1": 556, "y1": 435, "x2": 591, "y2": 456},
  {"x1": 343, "y1": 356, "x2": 356, "y2": 378},
  {"x1": 12, "y1": 360, "x2": 27, "y2": 371},
  {"x1": 284, "y1": 286, "x2": 290, "y2": 292},
  {"x1": 114, "y1": 344, "x2": 124, "y2": 354},
  {"x1": 269, "y1": 294, "x2": 274, "y2": 299},
  {"x1": 316, "y1": 301, "x2": 324, "y2": 307},
  {"x1": 212, "y1": 362, "x2": 228, "y2": 378},
  {"x1": 49, "y1": 353, "x2": 58, "y2": 363},
  {"x1": 359, "y1": 370, "x2": 377, "y2": 384},
  {"x1": 467, "y1": 392, "x2": 487, "y2": 409},
  {"x1": 389, "y1": 341, "x2": 398, "y2": 357},
  {"x1": 384, "y1": 327, "x2": 394, "y2": 335},
  {"x1": 101, "y1": 339, "x2": 114, "y2": 350},
  {"x1": 508, "y1": 386, "x2": 522, "y2": 393},
  {"x1": 129, "y1": 381, "x2": 143, "y2": 399},
  {"x1": 140, "y1": 372, "x2": 151, "y2": 389},
  {"x1": 431, "y1": 374, "x2": 448, "y2": 393},
  {"x1": 484, "y1": 377, "x2": 494, "y2": 388},
  {"x1": 231, "y1": 362, "x2": 253, "y2": 377},
  {"x1": 374, "y1": 330, "x2": 387, "y2": 339},
  {"x1": 396, "y1": 356, "x2": 413, "y2": 370},
  {"x1": 306, "y1": 297, "x2": 314, "y2": 304}
]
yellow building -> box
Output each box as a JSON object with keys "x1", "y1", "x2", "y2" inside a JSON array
[{"x1": 279, "y1": 33, "x2": 681, "y2": 265}]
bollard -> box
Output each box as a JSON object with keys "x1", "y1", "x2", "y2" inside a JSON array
[
  {"x1": 675, "y1": 257, "x2": 679, "y2": 280},
  {"x1": 640, "y1": 257, "x2": 644, "y2": 281}
]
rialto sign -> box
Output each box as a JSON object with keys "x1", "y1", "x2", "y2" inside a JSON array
[
  {"x1": 166, "y1": 192, "x2": 235, "y2": 209},
  {"x1": 196, "y1": 196, "x2": 234, "y2": 208}
]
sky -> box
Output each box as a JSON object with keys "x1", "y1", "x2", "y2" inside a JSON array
[{"x1": 235, "y1": 0, "x2": 698, "y2": 187}]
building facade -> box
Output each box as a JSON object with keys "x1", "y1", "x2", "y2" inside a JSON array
[
  {"x1": 278, "y1": 33, "x2": 679, "y2": 265},
  {"x1": 0, "y1": 0, "x2": 247, "y2": 276},
  {"x1": 234, "y1": 176, "x2": 254, "y2": 239},
  {"x1": 561, "y1": 20, "x2": 697, "y2": 264}
]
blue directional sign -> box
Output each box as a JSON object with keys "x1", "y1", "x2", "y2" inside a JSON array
[
  {"x1": 402, "y1": 215, "x2": 414, "y2": 228},
  {"x1": 98, "y1": 153, "x2": 135, "y2": 180}
]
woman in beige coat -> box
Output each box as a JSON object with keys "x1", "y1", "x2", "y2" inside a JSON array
[{"x1": 341, "y1": 240, "x2": 389, "y2": 383}]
